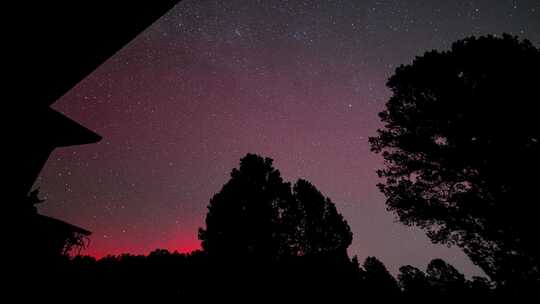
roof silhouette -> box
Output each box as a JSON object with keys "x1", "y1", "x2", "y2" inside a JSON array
[
  {"x1": 7, "y1": 2, "x2": 180, "y2": 201},
  {"x1": 11, "y1": 1, "x2": 180, "y2": 108},
  {"x1": 6, "y1": 2, "x2": 181, "y2": 260}
]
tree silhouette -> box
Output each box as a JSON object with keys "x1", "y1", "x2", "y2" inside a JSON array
[
  {"x1": 467, "y1": 276, "x2": 494, "y2": 299},
  {"x1": 198, "y1": 154, "x2": 352, "y2": 262},
  {"x1": 369, "y1": 34, "x2": 540, "y2": 290},
  {"x1": 360, "y1": 256, "x2": 401, "y2": 299},
  {"x1": 426, "y1": 258, "x2": 467, "y2": 296},
  {"x1": 398, "y1": 260, "x2": 495, "y2": 300},
  {"x1": 293, "y1": 179, "x2": 352, "y2": 256},
  {"x1": 197, "y1": 153, "x2": 355, "y2": 299},
  {"x1": 198, "y1": 154, "x2": 293, "y2": 260},
  {"x1": 398, "y1": 265, "x2": 431, "y2": 298}
]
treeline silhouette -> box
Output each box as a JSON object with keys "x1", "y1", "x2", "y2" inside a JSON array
[
  {"x1": 43, "y1": 154, "x2": 493, "y2": 301},
  {"x1": 54, "y1": 249, "x2": 494, "y2": 301}
]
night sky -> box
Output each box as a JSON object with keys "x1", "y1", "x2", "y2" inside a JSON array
[{"x1": 38, "y1": 0, "x2": 540, "y2": 276}]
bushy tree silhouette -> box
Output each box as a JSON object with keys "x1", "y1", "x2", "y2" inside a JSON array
[
  {"x1": 293, "y1": 179, "x2": 352, "y2": 256},
  {"x1": 360, "y1": 256, "x2": 401, "y2": 299},
  {"x1": 398, "y1": 265, "x2": 431, "y2": 298},
  {"x1": 198, "y1": 154, "x2": 352, "y2": 262},
  {"x1": 198, "y1": 154, "x2": 292, "y2": 260},
  {"x1": 197, "y1": 154, "x2": 355, "y2": 300},
  {"x1": 369, "y1": 34, "x2": 540, "y2": 290},
  {"x1": 426, "y1": 258, "x2": 468, "y2": 296},
  {"x1": 28, "y1": 154, "x2": 503, "y2": 300},
  {"x1": 397, "y1": 259, "x2": 495, "y2": 300}
]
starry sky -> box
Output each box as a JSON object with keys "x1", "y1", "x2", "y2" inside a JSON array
[{"x1": 38, "y1": 0, "x2": 540, "y2": 276}]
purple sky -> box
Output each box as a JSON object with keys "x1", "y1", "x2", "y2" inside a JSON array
[{"x1": 38, "y1": 0, "x2": 539, "y2": 276}]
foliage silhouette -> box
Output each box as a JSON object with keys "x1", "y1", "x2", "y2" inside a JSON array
[
  {"x1": 426, "y1": 258, "x2": 468, "y2": 296},
  {"x1": 46, "y1": 250, "x2": 498, "y2": 301},
  {"x1": 369, "y1": 34, "x2": 540, "y2": 292},
  {"x1": 397, "y1": 259, "x2": 495, "y2": 301},
  {"x1": 199, "y1": 153, "x2": 352, "y2": 262},
  {"x1": 16, "y1": 154, "x2": 361, "y2": 301},
  {"x1": 37, "y1": 154, "x2": 359, "y2": 301},
  {"x1": 360, "y1": 256, "x2": 401, "y2": 299},
  {"x1": 293, "y1": 179, "x2": 353, "y2": 256},
  {"x1": 197, "y1": 153, "x2": 355, "y2": 300},
  {"x1": 198, "y1": 153, "x2": 294, "y2": 260},
  {"x1": 398, "y1": 265, "x2": 431, "y2": 298},
  {"x1": 29, "y1": 154, "x2": 501, "y2": 301}
]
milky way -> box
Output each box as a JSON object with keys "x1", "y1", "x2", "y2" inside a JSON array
[{"x1": 38, "y1": 0, "x2": 540, "y2": 276}]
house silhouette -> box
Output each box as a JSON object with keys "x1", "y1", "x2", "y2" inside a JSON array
[{"x1": 6, "y1": 1, "x2": 180, "y2": 265}]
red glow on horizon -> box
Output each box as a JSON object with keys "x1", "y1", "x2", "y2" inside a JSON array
[{"x1": 80, "y1": 235, "x2": 202, "y2": 259}]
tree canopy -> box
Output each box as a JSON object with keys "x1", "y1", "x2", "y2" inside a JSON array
[
  {"x1": 361, "y1": 256, "x2": 401, "y2": 298},
  {"x1": 426, "y1": 258, "x2": 467, "y2": 295},
  {"x1": 198, "y1": 153, "x2": 292, "y2": 259},
  {"x1": 293, "y1": 179, "x2": 352, "y2": 256},
  {"x1": 369, "y1": 34, "x2": 540, "y2": 289},
  {"x1": 198, "y1": 153, "x2": 352, "y2": 261},
  {"x1": 26, "y1": 153, "x2": 497, "y2": 300}
]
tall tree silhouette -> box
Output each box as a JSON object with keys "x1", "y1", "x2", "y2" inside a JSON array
[
  {"x1": 426, "y1": 258, "x2": 468, "y2": 296},
  {"x1": 198, "y1": 154, "x2": 352, "y2": 261},
  {"x1": 293, "y1": 179, "x2": 352, "y2": 256},
  {"x1": 360, "y1": 256, "x2": 401, "y2": 299},
  {"x1": 398, "y1": 260, "x2": 494, "y2": 300},
  {"x1": 398, "y1": 265, "x2": 431, "y2": 298},
  {"x1": 198, "y1": 154, "x2": 292, "y2": 260},
  {"x1": 198, "y1": 154, "x2": 354, "y2": 300},
  {"x1": 369, "y1": 34, "x2": 540, "y2": 290}
]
